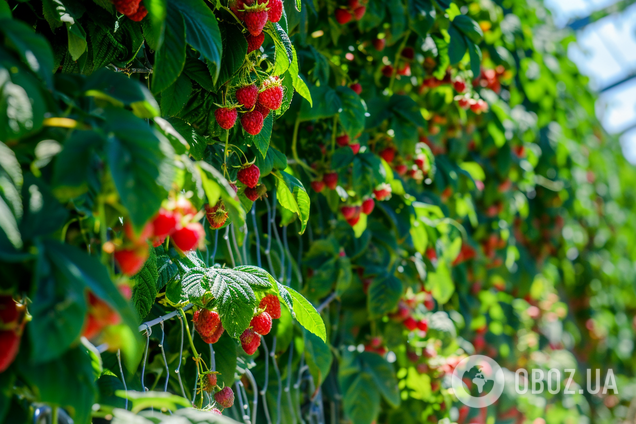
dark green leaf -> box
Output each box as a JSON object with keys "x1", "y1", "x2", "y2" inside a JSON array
[
  {"x1": 336, "y1": 86, "x2": 366, "y2": 137},
  {"x1": 160, "y1": 74, "x2": 192, "y2": 117},
  {"x1": 152, "y1": 6, "x2": 186, "y2": 93},
  {"x1": 367, "y1": 275, "x2": 402, "y2": 319}
]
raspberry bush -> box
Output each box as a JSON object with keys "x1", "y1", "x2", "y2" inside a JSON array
[{"x1": 0, "y1": 0, "x2": 635, "y2": 424}]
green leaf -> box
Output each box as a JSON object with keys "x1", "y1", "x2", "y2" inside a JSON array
[
  {"x1": 104, "y1": 108, "x2": 175, "y2": 230},
  {"x1": 408, "y1": 0, "x2": 435, "y2": 38},
  {"x1": 289, "y1": 46, "x2": 312, "y2": 106},
  {"x1": 467, "y1": 40, "x2": 482, "y2": 78},
  {"x1": 84, "y1": 69, "x2": 160, "y2": 118},
  {"x1": 331, "y1": 147, "x2": 355, "y2": 170},
  {"x1": 299, "y1": 83, "x2": 340, "y2": 121},
  {"x1": 387, "y1": 0, "x2": 406, "y2": 39},
  {"x1": 132, "y1": 246, "x2": 158, "y2": 320},
  {"x1": 144, "y1": 0, "x2": 168, "y2": 50},
  {"x1": 428, "y1": 260, "x2": 454, "y2": 304},
  {"x1": 52, "y1": 130, "x2": 103, "y2": 201},
  {"x1": 448, "y1": 26, "x2": 467, "y2": 64},
  {"x1": 453, "y1": 15, "x2": 484, "y2": 44},
  {"x1": 213, "y1": 332, "x2": 237, "y2": 387},
  {"x1": 115, "y1": 391, "x2": 191, "y2": 414},
  {"x1": 216, "y1": 22, "x2": 247, "y2": 87},
  {"x1": 152, "y1": 5, "x2": 186, "y2": 93},
  {"x1": 360, "y1": 352, "x2": 400, "y2": 408},
  {"x1": 20, "y1": 346, "x2": 97, "y2": 424},
  {"x1": 67, "y1": 21, "x2": 87, "y2": 61},
  {"x1": 1, "y1": 19, "x2": 55, "y2": 88},
  {"x1": 0, "y1": 62, "x2": 46, "y2": 141},
  {"x1": 160, "y1": 74, "x2": 192, "y2": 117},
  {"x1": 432, "y1": 34, "x2": 450, "y2": 80},
  {"x1": 343, "y1": 375, "x2": 380, "y2": 424},
  {"x1": 389, "y1": 95, "x2": 426, "y2": 128},
  {"x1": 207, "y1": 267, "x2": 258, "y2": 338},
  {"x1": 304, "y1": 329, "x2": 333, "y2": 386},
  {"x1": 336, "y1": 86, "x2": 366, "y2": 137},
  {"x1": 267, "y1": 23, "x2": 294, "y2": 76},
  {"x1": 274, "y1": 171, "x2": 310, "y2": 233},
  {"x1": 0, "y1": 142, "x2": 23, "y2": 249},
  {"x1": 233, "y1": 265, "x2": 274, "y2": 290},
  {"x1": 287, "y1": 287, "x2": 326, "y2": 342},
  {"x1": 247, "y1": 113, "x2": 273, "y2": 158},
  {"x1": 367, "y1": 275, "x2": 403, "y2": 319},
  {"x1": 172, "y1": 0, "x2": 223, "y2": 82}
]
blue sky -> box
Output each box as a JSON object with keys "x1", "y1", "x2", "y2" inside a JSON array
[{"x1": 545, "y1": 0, "x2": 636, "y2": 162}]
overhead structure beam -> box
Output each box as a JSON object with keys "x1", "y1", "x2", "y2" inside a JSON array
[{"x1": 566, "y1": 0, "x2": 636, "y2": 30}]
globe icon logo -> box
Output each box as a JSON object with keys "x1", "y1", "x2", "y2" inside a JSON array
[{"x1": 451, "y1": 355, "x2": 505, "y2": 408}]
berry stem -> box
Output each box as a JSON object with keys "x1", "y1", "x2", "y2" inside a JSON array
[
  {"x1": 178, "y1": 308, "x2": 202, "y2": 368},
  {"x1": 330, "y1": 115, "x2": 339, "y2": 156},
  {"x1": 291, "y1": 117, "x2": 318, "y2": 176},
  {"x1": 223, "y1": 129, "x2": 230, "y2": 179},
  {"x1": 388, "y1": 30, "x2": 411, "y2": 94},
  {"x1": 98, "y1": 197, "x2": 109, "y2": 268},
  {"x1": 51, "y1": 406, "x2": 58, "y2": 424}
]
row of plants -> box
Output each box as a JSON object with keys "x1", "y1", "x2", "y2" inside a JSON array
[{"x1": 1, "y1": 0, "x2": 635, "y2": 423}]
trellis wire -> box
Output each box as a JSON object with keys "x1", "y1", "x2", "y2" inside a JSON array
[
  {"x1": 211, "y1": 229, "x2": 219, "y2": 264},
  {"x1": 252, "y1": 205, "x2": 262, "y2": 268},
  {"x1": 159, "y1": 322, "x2": 170, "y2": 392},
  {"x1": 235, "y1": 381, "x2": 250, "y2": 423},
  {"x1": 224, "y1": 225, "x2": 236, "y2": 267},
  {"x1": 140, "y1": 326, "x2": 151, "y2": 392},
  {"x1": 191, "y1": 320, "x2": 199, "y2": 405},
  {"x1": 230, "y1": 223, "x2": 243, "y2": 265},
  {"x1": 117, "y1": 349, "x2": 129, "y2": 410},
  {"x1": 259, "y1": 338, "x2": 274, "y2": 424},
  {"x1": 264, "y1": 197, "x2": 275, "y2": 274},
  {"x1": 243, "y1": 368, "x2": 260, "y2": 424},
  {"x1": 285, "y1": 341, "x2": 297, "y2": 424},
  {"x1": 209, "y1": 343, "x2": 216, "y2": 371},
  {"x1": 175, "y1": 314, "x2": 188, "y2": 399},
  {"x1": 242, "y1": 221, "x2": 249, "y2": 265}
]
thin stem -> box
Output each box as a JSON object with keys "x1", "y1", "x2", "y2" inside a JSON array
[
  {"x1": 331, "y1": 115, "x2": 339, "y2": 156},
  {"x1": 223, "y1": 129, "x2": 230, "y2": 179},
  {"x1": 291, "y1": 117, "x2": 317, "y2": 176},
  {"x1": 98, "y1": 198, "x2": 108, "y2": 267},
  {"x1": 388, "y1": 30, "x2": 412, "y2": 93},
  {"x1": 51, "y1": 406, "x2": 58, "y2": 424},
  {"x1": 178, "y1": 309, "x2": 200, "y2": 361}
]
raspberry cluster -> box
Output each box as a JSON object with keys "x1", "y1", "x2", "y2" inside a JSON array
[
  {"x1": 335, "y1": 0, "x2": 367, "y2": 24},
  {"x1": 238, "y1": 295, "x2": 282, "y2": 355},
  {"x1": 110, "y1": 0, "x2": 148, "y2": 21}
]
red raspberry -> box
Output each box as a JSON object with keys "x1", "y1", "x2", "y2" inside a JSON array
[
  {"x1": 373, "y1": 183, "x2": 392, "y2": 201},
  {"x1": 336, "y1": 134, "x2": 350, "y2": 147},
  {"x1": 250, "y1": 311, "x2": 272, "y2": 335},
  {"x1": 240, "y1": 328, "x2": 261, "y2": 355},
  {"x1": 361, "y1": 198, "x2": 374, "y2": 215},
  {"x1": 194, "y1": 309, "x2": 222, "y2": 338},
  {"x1": 457, "y1": 97, "x2": 471, "y2": 109},
  {"x1": 0, "y1": 296, "x2": 18, "y2": 326},
  {"x1": 267, "y1": 0, "x2": 283, "y2": 22},
  {"x1": 348, "y1": 0, "x2": 360, "y2": 7},
  {"x1": 401, "y1": 47, "x2": 415, "y2": 59},
  {"x1": 152, "y1": 208, "x2": 177, "y2": 238},
  {"x1": 237, "y1": 164, "x2": 260, "y2": 188},
  {"x1": 373, "y1": 38, "x2": 385, "y2": 51},
  {"x1": 114, "y1": 245, "x2": 149, "y2": 276},
  {"x1": 397, "y1": 63, "x2": 411, "y2": 76},
  {"x1": 204, "y1": 373, "x2": 218, "y2": 392},
  {"x1": 241, "y1": 110, "x2": 264, "y2": 135},
  {"x1": 350, "y1": 143, "x2": 360, "y2": 154},
  {"x1": 379, "y1": 147, "x2": 395, "y2": 163},
  {"x1": 311, "y1": 180, "x2": 325, "y2": 193},
  {"x1": 259, "y1": 294, "x2": 281, "y2": 319},
  {"x1": 127, "y1": 4, "x2": 147, "y2": 21},
  {"x1": 341, "y1": 205, "x2": 357, "y2": 219},
  {"x1": 230, "y1": 0, "x2": 251, "y2": 19},
  {"x1": 254, "y1": 102, "x2": 270, "y2": 118},
  {"x1": 417, "y1": 319, "x2": 428, "y2": 332},
  {"x1": 214, "y1": 386, "x2": 235, "y2": 409},
  {"x1": 414, "y1": 155, "x2": 426, "y2": 171},
  {"x1": 244, "y1": 186, "x2": 259, "y2": 201},
  {"x1": 205, "y1": 203, "x2": 228, "y2": 229},
  {"x1": 201, "y1": 323, "x2": 225, "y2": 344},
  {"x1": 244, "y1": 9, "x2": 269, "y2": 36},
  {"x1": 335, "y1": 8, "x2": 352, "y2": 24},
  {"x1": 236, "y1": 84, "x2": 259, "y2": 109},
  {"x1": 112, "y1": 0, "x2": 141, "y2": 16},
  {"x1": 123, "y1": 221, "x2": 154, "y2": 245},
  {"x1": 350, "y1": 83, "x2": 362, "y2": 95},
  {"x1": 395, "y1": 164, "x2": 407, "y2": 175},
  {"x1": 173, "y1": 196, "x2": 198, "y2": 217},
  {"x1": 323, "y1": 172, "x2": 338, "y2": 190},
  {"x1": 0, "y1": 330, "x2": 20, "y2": 372},
  {"x1": 403, "y1": 316, "x2": 417, "y2": 331},
  {"x1": 353, "y1": 5, "x2": 366, "y2": 20},
  {"x1": 258, "y1": 85, "x2": 284, "y2": 110},
  {"x1": 453, "y1": 79, "x2": 466, "y2": 93},
  {"x1": 215, "y1": 107, "x2": 238, "y2": 130},
  {"x1": 172, "y1": 222, "x2": 204, "y2": 252},
  {"x1": 381, "y1": 65, "x2": 394, "y2": 77},
  {"x1": 246, "y1": 32, "x2": 265, "y2": 53},
  {"x1": 347, "y1": 215, "x2": 360, "y2": 226}
]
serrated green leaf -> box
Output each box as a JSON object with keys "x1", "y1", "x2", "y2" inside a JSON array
[
  {"x1": 367, "y1": 275, "x2": 402, "y2": 319},
  {"x1": 152, "y1": 5, "x2": 186, "y2": 93},
  {"x1": 287, "y1": 287, "x2": 326, "y2": 342},
  {"x1": 132, "y1": 246, "x2": 158, "y2": 320},
  {"x1": 208, "y1": 267, "x2": 258, "y2": 337}
]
